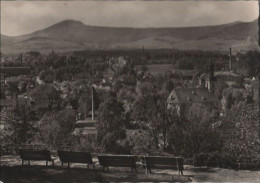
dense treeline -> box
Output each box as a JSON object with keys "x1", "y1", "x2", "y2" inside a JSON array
[{"x1": 3, "y1": 49, "x2": 259, "y2": 77}]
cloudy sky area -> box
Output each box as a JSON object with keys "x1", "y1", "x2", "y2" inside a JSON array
[{"x1": 1, "y1": 1, "x2": 258, "y2": 36}]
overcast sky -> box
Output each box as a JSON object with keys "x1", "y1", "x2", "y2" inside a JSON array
[{"x1": 1, "y1": 1, "x2": 258, "y2": 36}]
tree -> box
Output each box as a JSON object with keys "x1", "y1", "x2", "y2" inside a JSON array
[
  {"x1": 168, "y1": 104, "x2": 222, "y2": 157},
  {"x1": 221, "y1": 87, "x2": 251, "y2": 111},
  {"x1": 140, "y1": 65, "x2": 148, "y2": 72},
  {"x1": 220, "y1": 102, "x2": 259, "y2": 159},
  {"x1": 117, "y1": 85, "x2": 137, "y2": 103},
  {"x1": 97, "y1": 95, "x2": 126, "y2": 152},
  {"x1": 153, "y1": 102, "x2": 179, "y2": 150},
  {"x1": 0, "y1": 104, "x2": 38, "y2": 153},
  {"x1": 131, "y1": 94, "x2": 157, "y2": 122},
  {"x1": 78, "y1": 92, "x2": 92, "y2": 118},
  {"x1": 162, "y1": 80, "x2": 174, "y2": 94},
  {"x1": 39, "y1": 70, "x2": 55, "y2": 83},
  {"x1": 135, "y1": 81, "x2": 157, "y2": 98},
  {"x1": 131, "y1": 93, "x2": 176, "y2": 150},
  {"x1": 29, "y1": 84, "x2": 61, "y2": 109},
  {"x1": 37, "y1": 109, "x2": 76, "y2": 148},
  {"x1": 214, "y1": 81, "x2": 228, "y2": 100}
]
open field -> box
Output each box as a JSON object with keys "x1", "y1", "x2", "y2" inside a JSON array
[{"x1": 1, "y1": 155, "x2": 260, "y2": 182}]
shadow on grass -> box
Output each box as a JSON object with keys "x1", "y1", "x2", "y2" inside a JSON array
[
  {"x1": 100, "y1": 167, "x2": 191, "y2": 182},
  {"x1": 0, "y1": 166, "x2": 103, "y2": 183},
  {"x1": 102, "y1": 172, "x2": 190, "y2": 182},
  {"x1": 0, "y1": 166, "x2": 191, "y2": 182},
  {"x1": 187, "y1": 167, "x2": 218, "y2": 173}
]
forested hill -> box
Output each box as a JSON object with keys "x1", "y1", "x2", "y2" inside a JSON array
[{"x1": 1, "y1": 19, "x2": 259, "y2": 54}]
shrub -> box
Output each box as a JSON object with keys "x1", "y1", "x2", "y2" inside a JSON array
[{"x1": 193, "y1": 152, "x2": 238, "y2": 169}]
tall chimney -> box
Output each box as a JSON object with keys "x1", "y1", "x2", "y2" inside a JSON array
[
  {"x1": 92, "y1": 87, "x2": 95, "y2": 120},
  {"x1": 229, "y1": 48, "x2": 232, "y2": 70}
]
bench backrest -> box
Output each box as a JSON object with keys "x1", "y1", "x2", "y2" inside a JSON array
[
  {"x1": 98, "y1": 155, "x2": 137, "y2": 168},
  {"x1": 19, "y1": 149, "x2": 52, "y2": 161},
  {"x1": 57, "y1": 151, "x2": 93, "y2": 164},
  {"x1": 142, "y1": 156, "x2": 184, "y2": 169}
]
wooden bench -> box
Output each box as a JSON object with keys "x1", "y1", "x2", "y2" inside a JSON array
[
  {"x1": 97, "y1": 155, "x2": 137, "y2": 172},
  {"x1": 57, "y1": 151, "x2": 95, "y2": 169},
  {"x1": 19, "y1": 149, "x2": 55, "y2": 167},
  {"x1": 141, "y1": 156, "x2": 184, "y2": 175}
]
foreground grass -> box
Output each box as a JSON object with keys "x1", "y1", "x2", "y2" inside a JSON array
[
  {"x1": 0, "y1": 166, "x2": 189, "y2": 182},
  {"x1": 2, "y1": 156, "x2": 259, "y2": 182}
]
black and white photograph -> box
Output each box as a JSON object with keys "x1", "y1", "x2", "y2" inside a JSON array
[{"x1": 0, "y1": 0, "x2": 259, "y2": 182}]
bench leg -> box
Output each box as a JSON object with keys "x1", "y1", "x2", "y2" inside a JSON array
[
  {"x1": 46, "y1": 161, "x2": 48, "y2": 167},
  {"x1": 68, "y1": 162, "x2": 70, "y2": 168},
  {"x1": 178, "y1": 170, "x2": 183, "y2": 176},
  {"x1": 107, "y1": 166, "x2": 109, "y2": 171},
  {"x1": 146, "y1": 168, "x2": 151, "y2": 174},
  {"x1": 62, "y1": 162, "x2": 63, "y2": 167},
  {"x1": 22, "y1": 160, "x2": 24, "y2": 166},
  {"x1": 87, "y1": 164, "x2": 89, "y2": 169},
  {"x1": 52, "y1": 160, "x2": 54, "y2": 167},
  {"x1": 93, "y1": 164, "x2": 95, "y2": 170},
  {"x1": 28, "y1": 160, "x2": 31, "y2": 166}
]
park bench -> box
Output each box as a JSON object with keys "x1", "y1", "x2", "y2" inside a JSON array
[
  {"x1": 19, "y1": 149, "x2": 55, "y2": 167},
  {"x1": 141, "y1": 156, "x2": 184, "y2": 175},
  {"x1": 97, "y1": 155, "x2": 137, "y2": 172},
  {"x1": 57, "y1": 151, "x2": 95, "y2": 169}
]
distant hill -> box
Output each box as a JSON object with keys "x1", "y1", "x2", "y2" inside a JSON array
[{"x1": 1, "y1": 19, "x2": 259, "y2": 54}]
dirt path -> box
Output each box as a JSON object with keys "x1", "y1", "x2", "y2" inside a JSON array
[{"x1": 184, "y1": 166, "x2": 260, "y2": 182}]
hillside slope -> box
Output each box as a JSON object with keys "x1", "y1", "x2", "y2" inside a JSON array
[{"x1": 1, "y1": 19, "x2": 258, "y2": 54}]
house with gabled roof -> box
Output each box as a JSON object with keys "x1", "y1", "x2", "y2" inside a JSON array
[
  {"x1": 167, "y1": 63, "x2": 218, "y2": 116},
  {"x1": 167, "y1": 87, "x2": 217, "y2": 116}
]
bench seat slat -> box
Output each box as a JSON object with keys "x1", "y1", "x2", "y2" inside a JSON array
[
  {"x1": 97, "y1": 155, "x2": 137, "y2": 171},
  {"x1": 57, "y1": 151, "x2": 94, "y2": 165},
  {"x1": 141, "y1": 156, "x2": 184, "y2": 174},
  {"x1": 19, "y1": 149, "x2": 54, "y2": 167}
]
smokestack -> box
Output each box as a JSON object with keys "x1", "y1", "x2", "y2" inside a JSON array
[
  {"x1": 92, "y1": 87, "x2": 95, "y2": 121},
  {"x1": 229, "y1": 48, "x2": 232, "y2": 70}
]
